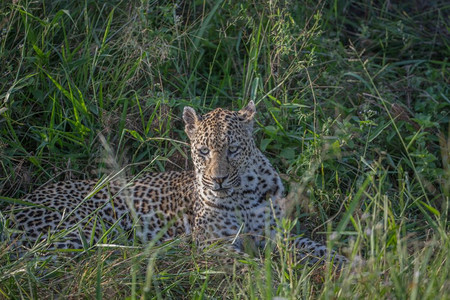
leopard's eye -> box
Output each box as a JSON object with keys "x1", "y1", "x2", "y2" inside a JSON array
[
  {"x1": 198, "y1": 147, "x2": 210, "y2": 155},
  {"x1": 228, "y1": 145, "x2": 239, "y2": 154}
]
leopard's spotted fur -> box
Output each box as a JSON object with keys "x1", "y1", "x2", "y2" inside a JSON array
[{"x1": 7, "y1": 102, "x2": 347, "y2": 266}]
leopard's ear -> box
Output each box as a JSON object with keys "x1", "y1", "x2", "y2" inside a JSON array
[
  {"x1": 238, "y1": 101, "x2": 256, "y2": 132},
  {"x1": 183, "y1": 106, "x2": 199, "y2": 139}
]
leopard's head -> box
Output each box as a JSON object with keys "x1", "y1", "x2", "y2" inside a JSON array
[{"x1": 183, "y1": 101, "x2": 257, "y2": 196}]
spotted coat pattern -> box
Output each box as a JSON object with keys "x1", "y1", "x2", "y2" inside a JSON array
[{"x1": 8, "y1": 102, "x2": 347, "y2": 265}]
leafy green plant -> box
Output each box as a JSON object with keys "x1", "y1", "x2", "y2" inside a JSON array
[{"x1": 0, "y1": 0, "x2": 448, "y2": 298}]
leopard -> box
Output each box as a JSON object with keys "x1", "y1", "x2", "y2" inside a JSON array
[{"x1": 5, "y1": 101, "x2": 348, "y2": 266}]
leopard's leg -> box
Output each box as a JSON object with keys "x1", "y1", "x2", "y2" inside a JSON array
[
  {"x1": 291, "y1": 236, "x2": 348, "y2": 267},
  {"x1": 268, "y1": 197, "x2": 348, "y2": 268},
  {"x1": 263, "y1": 227, "x2": 348, "y2": 269}
]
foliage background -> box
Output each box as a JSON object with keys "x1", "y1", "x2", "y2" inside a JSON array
[{"x1": 0, "y1": 0, "x2": 448, "y2": 298}]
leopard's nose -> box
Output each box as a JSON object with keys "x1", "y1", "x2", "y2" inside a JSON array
[{"x1": 212, "y1": 175, "x2": 228, "y2": 185}]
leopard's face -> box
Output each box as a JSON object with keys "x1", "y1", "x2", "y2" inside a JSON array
[{"x1": 183, "y1": 102, "x2": 256, "y2": 196}]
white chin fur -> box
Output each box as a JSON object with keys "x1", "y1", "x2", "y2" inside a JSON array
[{"x1": 211, "y1": 188, "x2": 234, "y2": 197}]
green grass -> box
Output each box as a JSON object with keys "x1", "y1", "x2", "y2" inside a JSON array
[{"x1": 0, "y1": 0, "x2": 449, "y2": 298}]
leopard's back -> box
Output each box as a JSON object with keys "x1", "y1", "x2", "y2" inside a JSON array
[{"x1": 9, "y1": 171, "x2": 196, "y2": 249}]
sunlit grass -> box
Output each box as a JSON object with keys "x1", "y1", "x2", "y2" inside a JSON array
[{"x1": 0, "y1": 0, "x2": 448, "y2": 298}]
